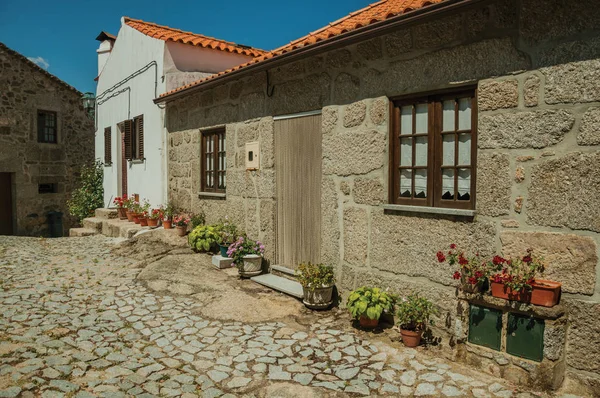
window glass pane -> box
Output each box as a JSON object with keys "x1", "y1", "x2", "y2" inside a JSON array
[
  {"x1": 442, "y1": 169, "x2": 455, "y2": 200},
  {"x1": 443, "y1": 100, "x2": 455, "y2": 132},
  {"x1": 415, "y1": 104, "x2": 427, "y2": 134},
  {"x1": 442, "y1": 135, "x2": 455, "y2": 166},
  {"x1": 400, "y1": 169, "x2": 412, "y2": 198},
  {"x1": 400, "y1": 138, "x2": 412, "y2": 166},
  {"x1": 414, "y1": 169, "x2": 427, "y2": 198},
  {"x1": 458, "y1": 134, "x2": 471, "y2": 166},
  {"x1": 400, "y1": 106, "x2": 412, "y2": 135},
  {"x1": 458, "y1": 98, "x2": 471, "y2": 130},
  {"x1": 415, "y1": 136, "x2": 427, "y2": 166},
  {"x1": 458, "y1": 169, "x2": 471, "y2": 201}
]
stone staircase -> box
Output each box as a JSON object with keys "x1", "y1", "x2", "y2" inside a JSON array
[
  {"x1": 69, "y1": 208, "x2": 148, "y2": 238},
  {"x1": 251, "y1": 265, "x2": 304, "y2": 299}
]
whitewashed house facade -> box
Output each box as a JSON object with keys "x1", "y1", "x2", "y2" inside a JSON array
[{"x1": 94, "y1": 17, "x2": 264, "y2": 207}]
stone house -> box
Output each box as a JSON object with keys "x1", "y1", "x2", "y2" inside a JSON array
[
  {"x1": 0, "y1": 42, "x2": 95, "y2": 236},
  {"x1": 155, "y1": 0, "x2": 600, "y2": 394}
]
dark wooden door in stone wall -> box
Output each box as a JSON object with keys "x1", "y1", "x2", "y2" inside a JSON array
[
  {"x1": 274, "y1": 113, "x2": 322, "y2": 268},
  {"x1": 0, "y1": 173, "x2": 13, "y2": 235}
]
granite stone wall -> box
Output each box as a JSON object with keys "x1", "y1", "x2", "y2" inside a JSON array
[
  {"x1": 166, "y1": 1, "x2": 600, "y2": 393},
  {"x1": 0, "y1": 43, "x2": 95, "y2": 236}
]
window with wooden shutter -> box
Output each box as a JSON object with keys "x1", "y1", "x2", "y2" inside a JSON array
[
  {"x1": 134, "y1": 115, "x2": 144, "y2": 160},
  {"x1": 201, "y1": 128, "x2": 226, "y2": 193},
  {"x1": 37, "y1": 110, "x2": 57, "y2": 143},
  {"x1": 104, "y1": 127, "x2": 112, "y2": 165},
  {"x1": 389, "y1": 88, "x2": 477, "y2": 210},
  {"x1": 123, "y1": 119, "x2": 133, "y2": 160}
]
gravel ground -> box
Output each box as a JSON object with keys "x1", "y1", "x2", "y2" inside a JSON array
[{"x1": 0, "y1": 235, "x2": 578, "y2": 397}]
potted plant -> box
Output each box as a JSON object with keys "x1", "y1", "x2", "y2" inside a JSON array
[
  {"x1": 162, "y1": 203, "x2": 175, "y2": 229},
  {"x1": 188, "y1": 224, "x2": 220, "y2": 252},
  {"x1": 437, "y1": 244, "x2": 490, "y2": 293},
  {"x1": 113, "y1": 195, "x2": 128, "y2": 220},
  {"x1": 139, "y1": 211, "x2": 149, "y2": 227},
  {"x1": 217, "y1": 218, "x2": 239, "y2": 257},
  {"x1": 147, "y1": 208, "x2": 162, "y2": 227},
  {"x1": 227, "y1": 236, "x2": 265, "y2": 278},
  {"x1": 130, "y1": 200, "x2": 142, "y2": 224},
  {"x1": 347, "y1": 287, "x2": 396, "y2": 328},
  {"x1": 296, "y1": 262, "x2": 335, "y2": 310},
  {"x1": 396, "y1": 294, "x2": 438, "y2": 347},
  {"x1": 173, "y1": 215, "x2": 191, "y2": 237},
  {"x1": 490, "y1": 249, "x2": 561, "y2": 307},
  {"x1": 190, "y1": 211, "x2": 206, "y2": 229}
]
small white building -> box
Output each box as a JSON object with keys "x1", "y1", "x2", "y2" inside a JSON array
[{"x1": 94, "y1": 17, "x2": 264, "y2": 207}]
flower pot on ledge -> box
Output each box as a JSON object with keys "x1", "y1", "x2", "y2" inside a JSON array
[
  {"x1": 400, "y1": 328, "x2": 423, "y2": 347},
  {"x1": 147, "y1": 218, "x2": 158, "y2": 227},
  {"x1": 162, "y1": 220, "x2": 172, "y2": 229},
  {"x1": 490, "y1": 280, "x2": 561, "y2": 307},
  {"x1": 139, "y1": 217, "x2": 148, "y2": 227},
  {"x1": 118, "y1": 207, "x2": 127, "y2": 220}
]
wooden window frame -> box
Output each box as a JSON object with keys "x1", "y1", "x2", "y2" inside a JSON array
[
  {"x1": 200, "y1": 128, "x2": 226, "y2": 194},
  {"x1": 133, "y1": 115, "x2": 144, "y2": 160},
  {"x1": 389, "y1": 88, "x2": 477, "y2": 210},
  {"x1": 104, "y1": 127, "x2": 112, "y2": 165},
  {"x1": 37, "y1": 110, "x2": 58, "y2": 144}
]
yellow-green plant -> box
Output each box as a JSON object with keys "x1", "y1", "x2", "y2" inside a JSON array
[
  {"x1": 188, "y1": 224, "x2": 220, "y2": 252},
  {"x1": 347, "y1": 286, "x2": 396, "y2": 320}
]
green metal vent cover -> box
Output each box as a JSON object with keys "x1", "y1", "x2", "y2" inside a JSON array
[
  {"x1": 468, "y1": 305, "x2": 502, "y2": 351},
  {"x1": 506, "y1": 313, "x2": 545, "y2": 362}
]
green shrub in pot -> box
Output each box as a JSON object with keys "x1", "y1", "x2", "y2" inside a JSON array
[
  {"x1": 296, "y1": 263, "x2": 335, "y2": 309},
  {"x1": 346, "y1": 286, "x2": 396, "y2": 328},
  {"x1": 188, "y1": 224, "x2": 221, "y2": 252},
  {"x1": 396, "y1": 294, "x2": 438, "y2": 347}
]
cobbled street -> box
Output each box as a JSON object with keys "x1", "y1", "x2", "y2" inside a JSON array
[{"x1": 0, "y1": 235, "x2": 573, "y2": 397}]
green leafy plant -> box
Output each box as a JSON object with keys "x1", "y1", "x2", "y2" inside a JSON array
[
  {"x1": 296, "y1": 263, "x2": 335, "y2": 290},
  {"x1": 188, "y1": 224, "x2": 221, "y2": 252},
  {"x1": 67, "y1": 161, "x2": 104, "y2": 222},
  {"x1": 396, "y1": 294, "x2": 438, "y2": 331},
  {"x1": 163, "y1": 203, "x2": 176, "y2": 220},
  {"x1": 346, "y1": 287, "x2": 396, "y2": 321},
  {"x1": 437, "y1": 244, "x2": 492, "y2": 288},
  {"x1": 190, "y1": 211, "x2": 206, "y2": 229},
  {"x1": 216, "y1": 217, "x2": 239, "y2": 245}
]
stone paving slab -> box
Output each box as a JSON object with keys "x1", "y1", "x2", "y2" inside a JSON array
[{"x1": 0, "y1": 235, "x2": 585, "y2": 397}]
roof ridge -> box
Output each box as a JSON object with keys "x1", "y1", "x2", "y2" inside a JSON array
[
  {"x1": 123, "y1": 16, "x2": 267, "y2": 55},
  {"x1": 0, "y1": 42, "x2": 82, "y2": 95}
]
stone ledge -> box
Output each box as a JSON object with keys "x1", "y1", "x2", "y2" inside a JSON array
[
  {"x1": 458, "y1": 291, "x2": 566, "y2": 320},
  {"x1": 383, "y1": 204, "x2": 476, "y2": 218}
]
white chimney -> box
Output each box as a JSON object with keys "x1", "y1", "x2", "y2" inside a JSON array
[{"x1": 95, "y1": 32, "x2": 115, "y2": 77}]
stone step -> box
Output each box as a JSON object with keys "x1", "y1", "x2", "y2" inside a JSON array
[
  {"x1": 270, "y1": 264, "x2": 298, "y2": 281},
  {"x1": 69, "y1": 228, "x2": 98, "y2": 237},
  {"x1": 95, "y1": 208, "x2": 118, "y2": 220},
  {"x1": 251, "y1": 274, "x2": 304, "y2": 299},
  {"x1": 82, "y1": 217, "x2": 103, "y2": 232}
]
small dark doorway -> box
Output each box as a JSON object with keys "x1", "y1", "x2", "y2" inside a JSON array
[{"x1": 0, "y1": 173, "x2": 14, "y2": 235}]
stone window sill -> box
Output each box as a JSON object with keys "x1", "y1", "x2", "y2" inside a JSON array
[
  {"x1": 383, "y1": 204, "x2": 476, "y2": 218},
  {"x1": 198, "y1": 192, "x2": 226, "y2": 200},
  {"x1": 129, "y1": 159, "x2": 145, "y2": 164},
  {"x1": 104, "y1": 163, "x2": 112, "y2": 167}
]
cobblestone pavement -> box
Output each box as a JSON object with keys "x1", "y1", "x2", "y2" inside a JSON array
[{"x1": 0, "y1": 235, "x2": 567, "y2": 397}]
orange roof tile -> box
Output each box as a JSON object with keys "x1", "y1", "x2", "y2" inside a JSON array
[
  {"x1": 158, "y1": 0, "x2": 448, "y2": 100},
  {"x1": 123, "y1": 17, "x2": 267, "y2": 58}
]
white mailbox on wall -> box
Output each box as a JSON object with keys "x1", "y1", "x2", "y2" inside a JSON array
[{"x1": 245, "y1": 141, "x2": 260, "y2": 170}]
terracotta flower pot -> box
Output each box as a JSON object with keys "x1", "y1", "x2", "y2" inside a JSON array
[
  {"x1": 126, "y1": 211, "x2": 134, "y2": 222},
  {"x1": 400, "y1": 328, "x2": 423, "y2": 347},
  {"x1": 147, "y1": 218, "x2": 158, "y2": 227},
  {"x1": 118, "y1": 207, "x2": 127, "y2": 220},
  {"x1": 162, "y1": 220, "x2": 172, "y2": 229},
  {"x1": 139, "y1": 217, "x2": 148, "y2": 227},
  {"x1": 176, "y1": 225, "x2": 187, "y2": 236},
  {"x1": 359, "y1": 315, "x2": 379, "y2": 328},
  {"x1": 302, "y1": 285, "x2": 334, "y2": 310},
  {"x1": 490, "y1": 280, "x2": 561, "y2": 307},
  {"x1": 132, "y1": 214, "x2": 141, "y2": 224},
  {"x1": 238, "y1": 254, "x2": 262, "y2": 278}
]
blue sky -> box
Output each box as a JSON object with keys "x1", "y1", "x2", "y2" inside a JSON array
[{"x1": 0, "y1": 0, "x2": 370, "y2": 93}]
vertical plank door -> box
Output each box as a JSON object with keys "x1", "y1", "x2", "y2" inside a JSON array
[{"x1": 0, "y1": 173, "x2": 13, "y2": 235}]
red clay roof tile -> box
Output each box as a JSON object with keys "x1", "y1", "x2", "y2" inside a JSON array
[{"x1": 123, "y1": 17, "x2": 267, "y2": 58}]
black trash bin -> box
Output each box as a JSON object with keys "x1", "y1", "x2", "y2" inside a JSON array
[{"x1": 47, "y1": 211, "x2": 63, "y2": 237}]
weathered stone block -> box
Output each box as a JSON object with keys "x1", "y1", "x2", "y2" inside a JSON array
[
  {"x1": 357, "y1": 37, "x2": 383, "y2": 61},
  {"x1": 384, "y1": 29, "x2": 412, "y2": 58},
  {"x1": 343, "y1": 207, "x2": 368, "y2": 267},
  {"x1": 478, "y1": 110, "x2": 574, "y2": 149},
  {"x1": 478, "y1": 80, "x2": 519, "y2": 111},
  {"x1": 542, "y1": 60, "x2": 600, "y2": 104},
  {"x1": 565, "y1": 299, "x2": 600, "y2": 374},
  {"x1": 476, "y1": 153, "x2": 511, "y2": 217},
  {"x1": 528, "y1": 152, "x2": 600, "y2": 233},
  {"x1": 543, "y1": 321, "x2": 567, "y2": 361},
  {"x1": 326, "y1": 49, "x2": 352, "y2": 69},
  {"x1": 259, "y1": 117, "x2": 274, "y2": 169},
  {"x1": 353, "y1": 178, "x2": 385, "y2": 205},
  {"x1": 343, "y1": 101, "x2": 367, "y2": 128},
  {"x1": 578, "y1": 107, "x2": 600, "y2": 146},
  {"x1": 500, "y1": 231, "x2": 597, "y2": 295},
  {"x1": 412, "y1": 14, "x2": 462, "y2": 49},
  {"x1": 369, "y1": 98, "x2": 387, "y2": 126},
  {"x1": 322, "y1": 106, "x2": 338, "y2": 135},
  {"x1": 323, "y1": 130, "x2": 385, "y2": 176},
  {"x1": 333, "y1": 73, "x2": 360, "y2": 104},
  {"x1": 212, "y1": 255, "x2": 233, "y2": 269},
  {"x1": 321, "y1": 178, "x2": 340, "y2": 266},
  {"x1": 237, "y1": 121, "x2": 260, "y2": 147},
  {"x1": 370, "y1": 211, "x2": 496, "y2": 286},
  {"x1": 524, "y1": 75, "x2": 540, "y2": 107}
]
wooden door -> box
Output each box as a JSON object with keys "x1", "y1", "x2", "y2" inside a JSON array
[
  {"x1": 0, "y1": 173, "x2": 13, "y2": 235},
  {"x1": 275, "y1": 113, "x2": 322, "y2": 268}
]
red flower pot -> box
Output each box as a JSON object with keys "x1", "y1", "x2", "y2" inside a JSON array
[
  {"x1": 490, "y1": 280, "x2": 561, "y2": 307},
  {"x1": 359, "y1": 315, "x2": 379, "y2": 328},
  {"x1": 162, "y1": 220, "x2": 172, "y2": 229},
  {"x1": 139, "y1": 217, "x2": 148, "y2": 227},
  {"x1": 132, "y1": 214, "x2": 141, "y2": 224},
  {"x1": 126, "y1": 211, "x2": 134, "y2": 222},
  {"x1": 118, "y1": 207, "x2": 127, "y2": 220},
  {"x1": 400, "y1": 328, "x2": 423, "y2": 347},
  {"x1": 147, "y1": 218, "x2": 158, "y2": 227}
]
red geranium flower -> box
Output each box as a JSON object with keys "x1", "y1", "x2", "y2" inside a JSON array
[
  {"x1": 522, "y1": 255, "x2": 532, "y2": 263},
  {"x1": 452, "y1": 271, "x2": 461, "y2": 280},
  {"x1": 450, "y1": 244, "x2": 457, "y2": 249},
  {"x1": 458, "y1": 255, "x2": 468, "y2": 266},
  {"x1": 468, "y1": 277, "x2": 478, "y2": 285},
  {"x1": 436, "y1": 251, "x2": 446, "y2": 263},
  {"x1": 492, "y1": 255, "x2": 505, "y2": 266}
]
